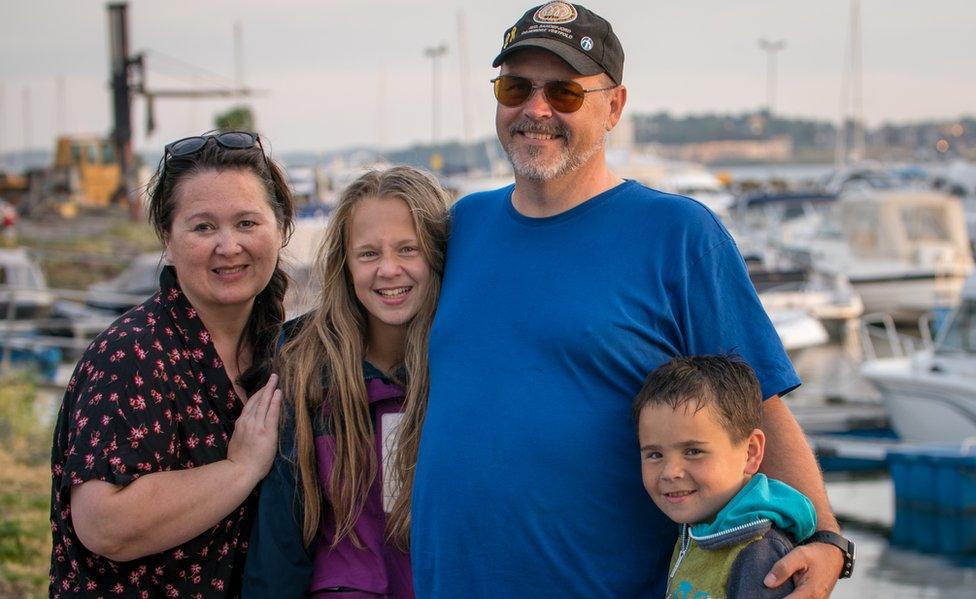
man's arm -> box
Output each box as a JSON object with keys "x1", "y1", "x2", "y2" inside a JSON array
[{"x1": 759, "y1": 395, "x2": 843, "y2": 599}]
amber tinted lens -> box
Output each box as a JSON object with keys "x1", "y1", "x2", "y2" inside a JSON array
[
  {"x1": 543, "y1": 80, "x2": 585, "y2": 112},
  {"x1": 492, "y1": 75, "x2": 586, "y2": 113},
  {"x1": 493, "y1": 75, "x2": 533, "y2": 107}
]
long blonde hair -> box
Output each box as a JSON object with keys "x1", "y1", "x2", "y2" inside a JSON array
[{"x1": 276, "y1": 166, "x2": 448, "y2": 550}]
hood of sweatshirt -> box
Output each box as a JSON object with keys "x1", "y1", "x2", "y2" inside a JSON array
[{"x1": 687, "y1": 474, "x2": 816, "y2": 549}]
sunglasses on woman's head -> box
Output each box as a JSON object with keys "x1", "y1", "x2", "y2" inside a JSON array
[
  {"x1": 164, "y1": 131, "x2": 264, "y2": 162},
  {"x1": 491, "y1": 74, "x2": 617, "y2": 114}
]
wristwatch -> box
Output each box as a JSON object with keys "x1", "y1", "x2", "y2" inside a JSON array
[{"x1": 802, "y1": 530, "x2": 855, "y2": 579}]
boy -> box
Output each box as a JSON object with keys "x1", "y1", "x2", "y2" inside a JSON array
[{"x1": 633, "y1": 356, "x2": 817, "y2": 599}]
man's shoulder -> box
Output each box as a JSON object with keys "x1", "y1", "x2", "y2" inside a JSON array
[
  {"x1": 454, "y1": 184, "x2": 514, "y2": 212},
  {"x1": 616, "y1": 180, "x2": 719, "y2": 219}
]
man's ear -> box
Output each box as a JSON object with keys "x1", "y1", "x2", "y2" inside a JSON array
[
  {"x1": 605, "y1": 85, "x2": 628, "y2": 131},
  {"x1": 744, "y1": 428, "x2": 765, "y2": 476}
]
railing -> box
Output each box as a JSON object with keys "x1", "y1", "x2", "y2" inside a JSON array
[
  {"x1": 858, "y1": 311, "x2": 933, "y2": 361},
  {"x1": 0, "y1": 283, "x2": 149, "y2": 385}
]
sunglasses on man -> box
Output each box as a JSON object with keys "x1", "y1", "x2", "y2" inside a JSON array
[{"x1": 491, "y1": 75, "x2": 617, "y2": 114}]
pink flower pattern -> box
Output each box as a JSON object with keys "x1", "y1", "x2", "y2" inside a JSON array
[{"x1": 50, "y1": 267, "x2": 258, "y2": 598}]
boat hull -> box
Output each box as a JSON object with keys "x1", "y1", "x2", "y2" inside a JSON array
[
  {"x1": 861, "y1": 356, "x2": 976, "y2": 443},
  {"x1": 851, "y1": 272, "x2": 968, "y2": 322}
]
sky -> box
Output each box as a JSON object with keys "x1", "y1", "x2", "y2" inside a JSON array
[{"x1": 1, "y1": 0, "x2": 974, "y2": 155}]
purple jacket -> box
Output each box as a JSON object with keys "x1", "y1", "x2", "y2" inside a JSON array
[{"x1": 243, "y1": 362, "x2": 412, "y2": 598}]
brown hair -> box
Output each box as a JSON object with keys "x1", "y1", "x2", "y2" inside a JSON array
[
  {"x1": 276, "y1": 166, "x2": 449, "y2": 550},
  {"x1": 146, "y1": 134, "x2": 295, "y2": 396},
  {"x1": 632, "y1": 355, "x2": 762, "y2": 442}
]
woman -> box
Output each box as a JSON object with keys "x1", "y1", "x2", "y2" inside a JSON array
[
  {"x1": 50, "y1": 131, "x2": 294, "y2": 597},
  {"x1": 243, "y1": 167, "x2": 449, "y2": 597}
]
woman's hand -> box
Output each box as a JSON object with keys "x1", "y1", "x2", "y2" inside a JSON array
[
  {"x1": 227, "y1": 373, "x2": 282, "y2": 484},
  {"x1": 72, "y1": 373, "x2": 283, "y2": 561}
]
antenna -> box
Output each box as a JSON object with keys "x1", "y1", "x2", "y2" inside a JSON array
[
  {"x1": 56, "y1": 75, "x2": 66, "y2": 135},
  {"x1": 424, "y1": 43, "x2": 448, "y2": 144},
  {"x1": 456, "y1": 13, "x2": 473, "y2": 140},
  {"x1": 22, "y1": 87, "x2": 31, "y2": 155},
  {"x1": 836, "y1": 0, "x2": 865, "y2": 167},
  {"x1": 457, "y1": 11, "x2": 475, "y2": 170},
  {"x1": 850, "y1": 0, "x2": 865, "y2": 162},
  {"x1": 234, "y1": 20, "x2": 244, "y2": 89},
  {"x1": 0, "y1": 83, "x2": 5, "y2": 162},
  {"x1": 757, "y1": 38, "x2": 786, "y2": 115},
  {"x1": 377, "y1": 66, "x2": 388, "y2": 150}
]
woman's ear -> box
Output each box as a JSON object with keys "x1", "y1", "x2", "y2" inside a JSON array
[{"x1": 744, "y1": 428, "x2": 765, "y2": 476}]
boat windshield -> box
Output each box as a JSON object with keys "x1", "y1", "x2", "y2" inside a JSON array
[
  {"x1": 901, "y1": 206, "x2": 950, "y2": 242},
  {"x1": 936, "y1": 299, "x2": 976, "y2": 355}
]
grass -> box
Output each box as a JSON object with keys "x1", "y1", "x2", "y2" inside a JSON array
[
  {"x1": 13, "y1": 210, "x2": 162, "y2": 290},
  {"x1": 0, "y1": 372, "x2": 54, "y2": 598}
]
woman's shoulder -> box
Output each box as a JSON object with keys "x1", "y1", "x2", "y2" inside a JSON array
[{"x1": 67, "y1": 295, "x2": 176, "y2": 394}]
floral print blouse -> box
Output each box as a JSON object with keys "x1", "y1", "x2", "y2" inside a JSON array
[{"x1": 50, "y1": 266, "x2": 257, "y2": 598}]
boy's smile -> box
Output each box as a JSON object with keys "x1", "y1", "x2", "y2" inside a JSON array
[{"x1": 637, "y1": 402, "x2": 764, "y2": 524}]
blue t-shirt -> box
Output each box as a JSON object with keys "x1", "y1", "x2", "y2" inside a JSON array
[{"x1": 411, "y1": 181, "x2": 800, "y2": 597}]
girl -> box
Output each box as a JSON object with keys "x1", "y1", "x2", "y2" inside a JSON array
[{"x1": 244, "y1": 167, "x2": 449, "y2": 598}]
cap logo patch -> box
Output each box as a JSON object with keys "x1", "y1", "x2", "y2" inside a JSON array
[
  {"x1": 533, "y1": 2, "x2": 578, "y2": 25},
  {"x1": 580, "y1": 36, "x2": 593, "y2": 51},
  {"x1": 503, "y1": 26, "x2": 518, "y2": 48}
]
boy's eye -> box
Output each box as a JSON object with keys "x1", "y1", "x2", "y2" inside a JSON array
[
  {"x1": 644, "y1": 451, "x2": 662, "y2": 460},
  {"x1": 685, "y1": 448, "x2": 703, "y2": 457}
]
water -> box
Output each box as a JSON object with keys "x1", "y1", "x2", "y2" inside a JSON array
[{"x1": 792, "y1": 341, "x2": 976, "y2": 596}]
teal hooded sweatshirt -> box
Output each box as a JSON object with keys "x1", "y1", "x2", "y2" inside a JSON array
[{"x1": 665, "y1": 474, "x2": 816, "y2": 599}]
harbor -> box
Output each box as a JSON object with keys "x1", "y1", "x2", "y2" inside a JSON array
[
  {"x1": 5, "y1": 162, "x2": 976, "y2": 597},
  {"x1": 4, "y1": 0, "x2": 976, "y2": 596}
]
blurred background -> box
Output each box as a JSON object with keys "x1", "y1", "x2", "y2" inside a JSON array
[{"x1": 1, "y1": 1, "x2": 976, "y2": 597}]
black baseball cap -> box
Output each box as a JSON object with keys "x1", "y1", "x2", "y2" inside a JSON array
[{"x1": 492, "y1": 2, "x2": 624, "y2": 85}]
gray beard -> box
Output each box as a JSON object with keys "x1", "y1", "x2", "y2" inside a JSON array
[{"x1": 504, "y1": 130, "x2": 606, "y2": 182}]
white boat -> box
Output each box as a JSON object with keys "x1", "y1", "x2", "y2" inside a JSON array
[
  {"x1": 768, "y1": 308, "x2": 829, "y2": 353},
  {"x1": 86, "y1": 251, "x2": 164, "y2": 313},
  {"x1": 606, "y1": 149, "x2": 734, "y2": 217},
  {"x1": 778, "y1": 188, "x2": 974, "y2": 322},
  {"x1": 860, "y1": 275, "x2": 976, "y2": 443},
  {"x1": 0, "y1": 247, "x2": 55, "y2": 320}
]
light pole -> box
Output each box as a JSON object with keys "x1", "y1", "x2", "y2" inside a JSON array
[
  {"x1": 758, "y1": 38, "x2": 786, "y2": 115},
  {"x1": 423, "y1": 43, "x2": 448, "y2": 144}
]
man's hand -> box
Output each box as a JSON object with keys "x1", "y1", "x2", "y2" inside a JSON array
[{"x1": 764, "y1": 541, "x2": 843, "y2": 598}]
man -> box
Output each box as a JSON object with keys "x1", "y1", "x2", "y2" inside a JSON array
[{"x1": 411, "y1": 3, "x2": 854, "y2": 597}]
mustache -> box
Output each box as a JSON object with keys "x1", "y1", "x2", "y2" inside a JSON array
[{"x1": 509, "y1": 118, "x2": 569, "y2": 139}]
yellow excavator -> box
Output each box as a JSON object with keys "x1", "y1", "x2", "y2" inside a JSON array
[{"x1": 50, "y1": 135, "x2": 121, "y2": 208}]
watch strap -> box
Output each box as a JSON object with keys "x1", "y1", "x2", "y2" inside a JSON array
[{"x1": 802, "y1": 530, "x2": 855, "y2": 579}]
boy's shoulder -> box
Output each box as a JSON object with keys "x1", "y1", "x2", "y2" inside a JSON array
[{"x1": 725, "y1": 526, "x2": 796, "y2": 599}]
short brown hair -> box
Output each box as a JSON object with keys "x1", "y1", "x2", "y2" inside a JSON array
[{"x1": 632, "y1": 355, "x2": 762, "y2": 442}]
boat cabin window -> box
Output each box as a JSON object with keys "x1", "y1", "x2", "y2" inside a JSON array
[
  {"x1": 846, "y1": 206, "x2": 878, "y2": 252},
  {"x1": 936, "y1": 300, "x2": 976, "y2": 354},
  {"x1": 901, "y1": 206, "x2": 949, "y2": 242}
]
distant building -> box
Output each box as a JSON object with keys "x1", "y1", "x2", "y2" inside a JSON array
[{"x1": 659, "y1": 136, "x2": 794, "y2": 164}]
